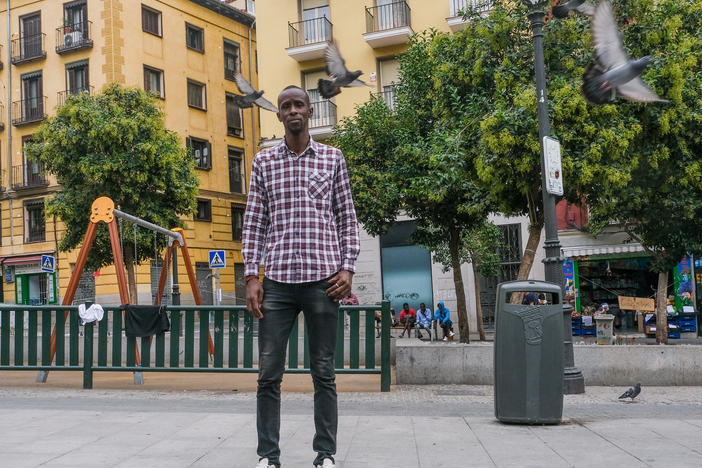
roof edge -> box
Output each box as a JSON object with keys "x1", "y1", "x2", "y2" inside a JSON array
[{"x1": 189, "y1": 0, "x2": 255, "y2": 27}]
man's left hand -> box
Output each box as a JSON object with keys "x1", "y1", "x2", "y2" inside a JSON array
[{"x1": 326, "y1": 270, "x2": 353, "y2": 301}]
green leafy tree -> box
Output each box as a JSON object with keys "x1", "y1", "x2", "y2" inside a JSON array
[
  {"x1": 25, "y1": 84, "x2": 199, "y2": 304},
  {"x1": 334, "y1": 31, "x2": 497, "y2": 343},
  {"x1": 476, "y1": 0, "x2": 702, "y2": 342},
  {"x1": 414, "y1": 221, "x2": 502, "y2": 340}
]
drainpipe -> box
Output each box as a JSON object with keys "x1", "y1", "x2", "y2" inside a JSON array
[
  {"x1": 7, "y1": 0, "x2": 13, "y2": 245},
  {"x1": 247, "y1": 18, "x2": 256, "y2": 183}
]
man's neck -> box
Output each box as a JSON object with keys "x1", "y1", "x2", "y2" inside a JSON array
[{"x1": 284, "y1": 132, "x2": 310, "y2": 155}]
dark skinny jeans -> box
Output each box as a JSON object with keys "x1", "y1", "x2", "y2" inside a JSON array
[{"x1": 257, "y1": 277, "x2": 338, "y2": 467}]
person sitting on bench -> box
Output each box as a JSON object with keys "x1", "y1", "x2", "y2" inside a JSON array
[
  {"x1": 435, "y1": 301, "x2": 455, "y2": 341},
  {"x1": 398, "y1": 303, "x2": 416, "y2": 338},
  {"x1": 415, "y1": 303, "x2": 433, "y2": 340}
]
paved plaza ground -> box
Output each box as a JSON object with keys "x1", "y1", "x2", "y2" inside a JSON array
[{"x1": 1, "y1": 371, "x2": 702, "y2": 467}]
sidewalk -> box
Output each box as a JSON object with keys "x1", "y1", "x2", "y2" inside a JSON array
[{"x1": 1, "y1": 380, "x2": 702, "y2": 467}]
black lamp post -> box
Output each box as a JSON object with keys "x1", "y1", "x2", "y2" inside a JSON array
[{"x1": 523, "y1": 0, "x2": 585, "y2": 394}]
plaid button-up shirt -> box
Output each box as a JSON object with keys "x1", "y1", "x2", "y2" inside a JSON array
[{"x1": 242, "y1": 138, "x2": 360, "y2": 283}]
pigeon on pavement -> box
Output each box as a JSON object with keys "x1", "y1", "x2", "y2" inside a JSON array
[
  {"x1": 318, "y1": 43, "x2": 371, "y2": 99},
  {"x1": 232, "y1": 73, "x2": 279, "y2": 112},
  {"x1": 618, "y1": 382, "x2": 642, "y2": 402},
  {"x1": 553, "y1": 0, "x2": 596, "y2": 18},
  {"x1": 581, "y1": 1, "x2": 667, "y2": 105}
]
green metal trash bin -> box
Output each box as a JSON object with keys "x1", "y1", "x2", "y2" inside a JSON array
[{"x1": 494, "y1": 280, "x2": 564, "y2": 424}]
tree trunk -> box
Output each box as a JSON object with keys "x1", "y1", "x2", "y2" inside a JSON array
[
  {"x1": 449, "y1": 225, "x2": 470, "y2": 343},
  {"x1": 471, "y1": 261, "x2": 486, "y2": 341},
  {"x1": 655, "y1": 270, "x2": 668, "y2": 344},
  {"x1": 124, "y1": 248, "x2": 139, "y2": 305},
  {"x1": 510, "y1": 222, "x2": 543, "y2": 304}
]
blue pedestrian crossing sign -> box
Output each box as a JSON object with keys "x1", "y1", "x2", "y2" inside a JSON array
[
  {"x1": 41, "y1": 255, "x2": 55, "y2": 273},
  {"x1": 208, "y1": 250, "x2": 226, "y2": 269}
]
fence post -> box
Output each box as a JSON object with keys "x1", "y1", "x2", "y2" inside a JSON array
[
  {"x1": 83, "y1": 321, "x2": 94, "y2": 389},
  {"x1": 380, "y1": 300, "x2": 391, "y2": 392}
]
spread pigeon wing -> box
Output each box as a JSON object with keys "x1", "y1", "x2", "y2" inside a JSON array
[
  {"x1": 234, "y1": 73, "x2": 256, "y2": 95},
  {"x1": 591, "y1": 1, "x2": 630, "y2": 69},
  {"x1": 254, "y1": 96, "x2": 279, "y2": 112},
  {"x1": 576, "y1": 1, "x2": 595, "y2": 16},
  {"x1": 617, "y1": 77, "x2": 667, "y2": 102},
  {"x1": 325, "y1": 44, "x2": 349, "y2": 80},
  {"x1": 347, "y1": 79, "x2": 370, "y2": 87}
]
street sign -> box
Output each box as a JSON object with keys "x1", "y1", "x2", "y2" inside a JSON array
[
  {"x1": 41, "y1": 255, "x2": 55, "y2": 273},
  {"x1": 544, "y1": 136, "x2": 564, "y2": 196},
  {"x1": 208, "y1": 250, "x2": 226, "y2": 269}
]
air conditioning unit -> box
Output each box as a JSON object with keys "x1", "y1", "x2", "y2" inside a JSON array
[{"x1": 63, "y1": 31, "x2": 81, "y2": 47}]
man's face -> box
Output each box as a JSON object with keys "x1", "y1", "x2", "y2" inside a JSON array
[
  {"x1": 277, "y1": 88, "x2": 313, "y2": 134},
  {"x1": 403, "y1": 303, "x2": 409, "y2": 310},
  {"x1": 420, "y1": 303, "x2": 425, "y2": 310}
]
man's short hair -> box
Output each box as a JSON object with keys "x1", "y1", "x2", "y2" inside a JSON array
[{"x1": 278, "y1": 85, "x2": 309, "y2": 105}]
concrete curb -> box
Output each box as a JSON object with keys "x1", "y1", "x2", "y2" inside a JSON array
[{"x1": 396, "y1": 341, "x2": 702, "y2": 386}]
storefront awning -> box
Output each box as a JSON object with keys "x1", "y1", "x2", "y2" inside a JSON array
[
  {"x1": 0, "y1": 253, "x2": 54, "y2": 265},
  {"x1": 561, "y1": 243, "x2": 645, "y2": 258}
]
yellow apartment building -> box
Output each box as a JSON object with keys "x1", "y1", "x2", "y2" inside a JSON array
[
  {"x1": 254, "y1": 1, "x2": 547, "y2": 334},
  {"x1": 0, "y1": 0, "x2": 258, "y2": 306}
]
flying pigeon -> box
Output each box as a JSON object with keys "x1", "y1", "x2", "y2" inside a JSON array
[
  {"x1": 318, "y1": 43, "x2": 371, "y2": 99},
  {"x1": 552, "y1": 0, "x2": 595, "y2": 19},
  {"x1": 618, "y1": 382, "x2": 641, "y2": 402},
  {"x1": 581, "y1": 1, "x2": 667, "y2": 105},
  {"x1": 232, "y1": 73, "x2": 278, "y2": 112}
]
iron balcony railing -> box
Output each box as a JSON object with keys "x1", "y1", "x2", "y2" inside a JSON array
[
  {"x1": 376, "y1": 87, "x2": 396, "y2": 109},
  {"x1": 57, "y1": 86, "x2": 93, "y2": 107},
  {"x1": 0, "y1": 303, "x2": 392, "y2": 391},
  {"x1": 56, "y1": 21, "x2": 93, "y2": 54},
  {"x1": 12, "y1": 162, "x2": 47, "y2": 190},
  {"x1": 366, "y1": 1, "x2": 411, "y2": 33},
  {"x1": 310, "y1": 100, "x2": 337, "y2": 128},
  {"x1": 288, "y1": 16, "x2": 333, "y2": 47},
  {"x1": 12, "y1": 97, "x2": 46, "y2": 126},
  {"x1": 11, "y1": 33, "x2": 46, "y2": 64},
  {"x1": 450, "y1": 0, "x2": 493, "y2": 16}
]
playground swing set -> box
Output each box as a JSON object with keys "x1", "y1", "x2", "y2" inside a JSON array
[{"x1": 37, "y1": 196, "x2": 214, "y2": 384}]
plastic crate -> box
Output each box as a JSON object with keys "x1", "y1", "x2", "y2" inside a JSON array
[
  {"x1": 668, "y1": 331, "x2": 681, "y2": 339},
  {"x1": 582, "y1": 327, "x2": 596, "y2": 336},
  {"x1": 681, "y1": 325, "x2": 697, "y2": 333}
]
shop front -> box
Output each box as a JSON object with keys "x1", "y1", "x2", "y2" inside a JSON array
[
  {"x1": 2, "y1": 254, "x2": 58, "y2": 305},
  {"x1": 563, "y1": 245, "x2": 698, "y2": 336}
]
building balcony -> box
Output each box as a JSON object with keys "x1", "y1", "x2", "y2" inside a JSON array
[
  {"x1": 12, "y1": 163, "x2": 47, "y2": 190},
  {"x1": 374, "y1": 87, "x2": 397, "y2": 110},
  {"x1": 363, "y1": 1, "x2": 413, "y2": 48},
  {"x1": 446, "y1": 0, "x2": 492, "y2": 31},
  {"x1": 309, "y1": 100, "x2": 337, "y2": 141},
  {"x1": 56, "y1": 21, "x2": 93, "y2": 54},
  {"x1": 287, "y1": 17, "x2": 333, "y2": 62},
  {"x1": 57, "y1": 86, "x2": 93, "y2": 107},
  {"x1": 10, "y1": 33, "x2": 46, "y2": 64},
  {"x1": 12, "y1": 97, "x2": 46, "y2": 126}
]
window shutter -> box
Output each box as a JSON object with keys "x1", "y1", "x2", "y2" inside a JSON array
[{"x1": 206, "y1": 141, "x2": 212, "y2": 169}]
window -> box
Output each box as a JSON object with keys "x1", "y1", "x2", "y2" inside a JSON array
[
  {"x1": 143, "y1": 65, "x2": 164, "y2": 98},
  {"x1": 186, "y1": 137, "x2": 211, "y2": 170},
  {"x1": 231, "y1": 205, "x2": 244, "y2": 241},
  {"x1": 64, "y1": 1, "x2": 87, "y2": 35},
  {"x1": 226, "y1": 93, "x2": 243, "y2": 137},
  {"x1": 195, "y1": 198, "x2": 211, "y2": 222},
  {"x1": 187, "y1": 79, "x2": 206, "y2": 110},
  {"x1": 24, "y1": 199, "x2": 45, "y2": 243},
  {"x1": 302, "y1": 2, "x2": 330, "y2": 44},
  {"x1": 223, "y1": 39, "x2": 240, "y2": 81},
  {"x1": 185, "y1": 23, "x2": 204, "y2": 52},
  {"x1": 21, "y1": 71, "x2": 44, "y2": 122},
  {"x1": 228, "y1": 147, "x2": 244, "y2": 194},
  {"x1": 20, "y1": 12, "x2": 43, "y2": 59},
  {"x1": 66, "y1": 59, "x2": 89, "y2": 94},
  {"x1": 378, "y1": 58, "x2": 399, "y2": 109},
  {"x1": 142, "y1": 5, "x2": 162, "y2": 37}
]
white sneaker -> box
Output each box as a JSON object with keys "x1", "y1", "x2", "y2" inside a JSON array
[
  {"x1": 443, "y1": 336, "x2": 448, "y2": 341},
  {"x1": 317, "y1": 458, "x2": 335, "y2": 468},
  {"x1": 449, "y1": 331, "x2": 455, "y2": 337},
  {"x1": 255, "y1": 458, "x2": 276, "y2": 468}
]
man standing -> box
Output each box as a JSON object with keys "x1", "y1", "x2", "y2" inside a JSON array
[{"x1": 243, "y1": 85, "x2": 360, "y2": 468}]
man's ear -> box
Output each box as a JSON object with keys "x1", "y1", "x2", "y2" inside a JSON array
[
  {"x1": 308, "y1": 104, "x2": 314, "y2": 118},
  {"x1": 277, "y1": 110, "x2": 283, "y2": 122}
]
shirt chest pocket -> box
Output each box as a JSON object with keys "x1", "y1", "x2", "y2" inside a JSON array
[{"x1": 308, "y1": 170, "x2": 332, "y2": 200}]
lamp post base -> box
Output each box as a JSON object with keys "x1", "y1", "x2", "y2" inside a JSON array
[
  {"x1": 562, "y1": 303, "x2": 585, "y2": 394},
  {"x1": 564, "y1": 366, "x2": 586, "y2": 394}
]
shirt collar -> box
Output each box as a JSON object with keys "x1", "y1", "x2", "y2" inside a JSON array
[{"x1": 276, "y1": 136, "x2": 319, "y2": 158}]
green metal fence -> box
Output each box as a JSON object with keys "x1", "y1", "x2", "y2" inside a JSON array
[{"x1": 0, "y1": 302, "x2": 391, "y2": 391}]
